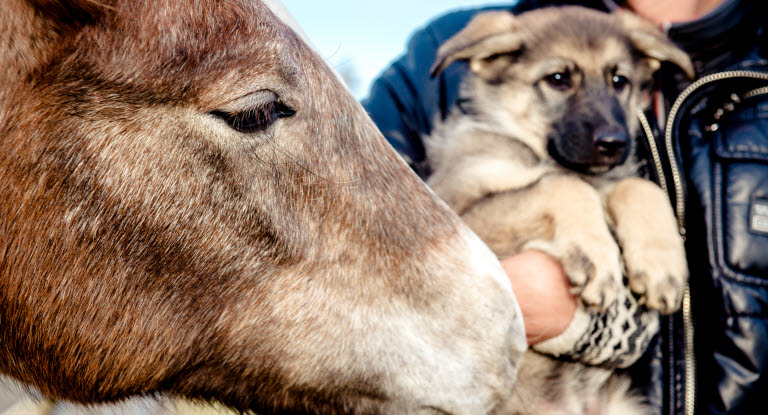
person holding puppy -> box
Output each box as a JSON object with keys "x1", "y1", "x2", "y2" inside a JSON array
[{"x1": 364, "y1": 0, "x2": 767, "y2": 414}]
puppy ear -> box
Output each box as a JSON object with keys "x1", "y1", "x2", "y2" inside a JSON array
[
  {"x1": 618, "y1": 11, "x2": 695, "y2": 79},
  {"x1": 430, "y1": 11, "x2": 525, "y2": 78}
]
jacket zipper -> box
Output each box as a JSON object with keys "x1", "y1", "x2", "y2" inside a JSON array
[
  {"x1": 637, "y1": 111, "x2": 668, "y2": 195},
  {"x1": 662, "y1": 69, "x2": 768, "y2": 415}
]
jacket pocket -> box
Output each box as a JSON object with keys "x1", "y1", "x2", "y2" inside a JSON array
[{"x1": 711, "y1": 96, "x2": 768, "y2": 286}]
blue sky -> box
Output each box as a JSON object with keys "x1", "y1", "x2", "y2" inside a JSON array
[{"x1": 282, "y1": 1, "x2": 506, "y2": 99}]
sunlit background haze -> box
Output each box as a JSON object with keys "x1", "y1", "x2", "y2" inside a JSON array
[{"x1": 282, "y1": 1, "x2": 507, "y2": 99}]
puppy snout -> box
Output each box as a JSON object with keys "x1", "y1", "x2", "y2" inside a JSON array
[{"x1": 594, "y1": 130, "x2": 629, "y2": 157}]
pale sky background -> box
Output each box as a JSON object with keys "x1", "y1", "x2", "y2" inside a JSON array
[{"x1": 282, "y1": 1, "x2": 508, "y2": 99}]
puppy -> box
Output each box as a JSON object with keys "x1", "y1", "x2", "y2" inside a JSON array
[{"x1": 426, "y1": 6, "x2": 692, "y2": 414}]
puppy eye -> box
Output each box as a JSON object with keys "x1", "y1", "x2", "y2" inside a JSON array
[
  {"x1": 612, "y1": 74, "x2": 630, "y2": 91},
  {"x1": 212, "y1": 101, "x2": 296, "y2": 134},
  {"x1": 544, "y1": 71, "x2": 571, "y2": 90}
]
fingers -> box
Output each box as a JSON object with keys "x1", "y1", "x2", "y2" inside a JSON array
[{"x1": 501, "y1": 250, "x2": 578, "y2": 345}]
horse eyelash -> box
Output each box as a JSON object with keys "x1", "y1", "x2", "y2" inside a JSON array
[{"x1": 213, "y1": 101, "x2": 295, "y2": 134}]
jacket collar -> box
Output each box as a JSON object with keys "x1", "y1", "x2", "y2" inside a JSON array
[{"x1": 602, "y1": 0, "x2": 763, "y2": 75}]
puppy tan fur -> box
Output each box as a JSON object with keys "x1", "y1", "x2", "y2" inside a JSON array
[{"x1": 426, "y1": 7, "x2": 692, "y2": 414}]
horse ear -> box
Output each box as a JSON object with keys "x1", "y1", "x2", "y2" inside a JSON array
[
  {"x1": 618, "y1": 11, "x2": 695, "y2": 79},
  {"x1": 27, "y1": 0, "x2": 115, "y2": 25},
  {"x1": 430, "y1": 11, "x2": 526, "y2": 78}
]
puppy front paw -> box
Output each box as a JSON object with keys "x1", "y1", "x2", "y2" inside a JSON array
[
  {"x1": 524, "y1": 239, "x2": 624, "y2": 311},
  {"x1": 564, "y1": 246, "x2": 624, "y2": 310},
  {"x1": 607, "y1": 177, "x2": 689, "y2": 314},
  {"x1": 624, "y1": 240, "x2": 688, "y2": 314}
]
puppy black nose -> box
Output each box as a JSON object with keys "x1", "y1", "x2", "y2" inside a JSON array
[{"x1": 594, "y1": 132, "x2": 628, "y2": 157}]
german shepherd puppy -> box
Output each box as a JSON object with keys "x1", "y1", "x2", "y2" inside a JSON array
[{"x1": 427, "y1": 7, "x2": 693, "y2": 414}]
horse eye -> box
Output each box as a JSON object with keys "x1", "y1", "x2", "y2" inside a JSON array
[
  {"x1": 544, "y1": 71, "x2": 571, "y2": 90},
  {"x1": 213, "y1": 101, "x2": 295, "y2": 134},
  {"x1": 612, "y1": 74, "x2": 630, "y2": 91}
]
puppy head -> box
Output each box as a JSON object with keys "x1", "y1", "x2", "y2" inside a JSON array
[{"x1": 432, "y1": 6, "x2": 693, "y2": 174}]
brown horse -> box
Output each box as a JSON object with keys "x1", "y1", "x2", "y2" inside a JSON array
[{"x1": 0, "y1": 0, "x2": 526, "y2": 413}]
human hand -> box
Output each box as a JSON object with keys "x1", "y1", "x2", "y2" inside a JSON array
[{"x1": 500, "y1": 250, "x2": 577, "y2": 345}]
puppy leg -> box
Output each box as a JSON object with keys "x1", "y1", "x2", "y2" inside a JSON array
[
  {"x1": 463, "y1": 174, "x2": 624, "y2": 310},
  {"x1": 525, "y1": 175, "x2": 624, "y2": 309},
  {"x1": 606, "y1": 177, "x2": 688, "y2": 314}
]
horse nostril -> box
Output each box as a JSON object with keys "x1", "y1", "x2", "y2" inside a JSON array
[{"x1": 594, "y1": 133, "x2": 628, "y2": 156}]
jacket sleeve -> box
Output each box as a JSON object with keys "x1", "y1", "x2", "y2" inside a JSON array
[{"x1": 534, "y1": 292, "x2": 661, "y2": 368}]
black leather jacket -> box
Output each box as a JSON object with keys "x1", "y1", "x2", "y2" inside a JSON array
[{"x1": 362, "y1": 1, "x2": 768, "y2": 414}]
